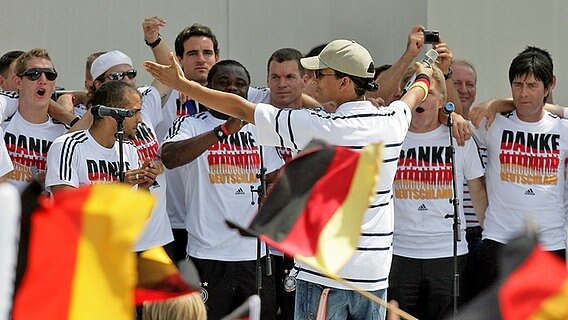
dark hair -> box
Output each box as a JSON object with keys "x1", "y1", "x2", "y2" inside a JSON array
[
  {"x1": 305, "y1": 43, "x2": 328, "y2": 58},
  {"x1": 509, "y1": 46, "x2": 553, "y2": 92},
  {"x1": 175, "y1": 23, "x2": 219, "y2": 58},
  {"x1": 207, "y1": 59, "x2": 250, "y2": 86},
  {"x1": 0, "y1": 50, "x2": 25, "y2": 77},
  {"x1": 334, "y1": 70, "x2": 378, "y2": 96},
  {"x1": 374, "y1": 64, "x2": 392, "y2": 81},
  {"x1": 91, "y1": 81, "x2": 141, "y2": 120},
  {"x1": 267, "y1": 48, "x2": 305, "y2": 75}
]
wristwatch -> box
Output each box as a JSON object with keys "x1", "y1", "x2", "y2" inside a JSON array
[
  {"x1": 145, "y1": 34, "x2": 162, "y2": 48},
  {"x1": 444, "y1": 67, "x2": 453, "y2": 80},
  {"x1": 213, "y1": 125, "x2": 226, "y2": 140}
]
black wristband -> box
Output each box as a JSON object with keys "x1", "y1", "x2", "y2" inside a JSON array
[
  {"x1": 145, "y1": 34, "x2": 162, "y2": 48},
  {"x1": 212, "y1": 125, "x2": 226, "y2": 140},
  {"x1": 69, "y1": 116, "x2": 81, "y2": 127},
  {"x1": 415, "y1": 73, "x2": 430, "y2": 84}
]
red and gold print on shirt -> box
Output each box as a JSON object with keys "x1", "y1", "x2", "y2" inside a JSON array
[
  {"x1": 4, "y1": 132, "x2": 50, "y2": 183},
  {"x1": 207, "y1": 131, "x2": 261, "y2": 184},
  {"x1": 394, "y1": 145, "x2": 454, "y2": 200},
  {"x1": 499, "y1": 130, "x2": 560, "y2": 185},
  {"x1": 131, "y1": 122, "x2": 164, "y2": 176}
]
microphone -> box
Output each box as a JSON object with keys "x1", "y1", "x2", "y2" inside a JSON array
[
  {"x1": 442, "y1": 102, "x2": 455, "y2": 115},
  {"x1": 91, "y1": 105, "x2": 135, "y2": 119},
  {"x1": 402, "y1": 49, "x2": 439, "y2": 94}
]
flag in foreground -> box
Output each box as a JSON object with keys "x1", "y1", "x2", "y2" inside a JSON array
[
  {"x1": 248, "y1": 140, "x2": 382, "y2": 274},
  {"x1": 135, "y1": 246, "x2": 196, "y2": 305},
  {"x1": 451, "y1": 234, "x2": 568, "y2": 320},
  {"x1": 12, "y1": 183, "x2": 154, "y2": 320},
  {"x1": 499, "y1": 245, "x2": 568, "y2": 320}
]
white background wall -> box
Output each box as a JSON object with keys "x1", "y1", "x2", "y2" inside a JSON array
[{"x1": 2, "y1": 0, "x2": 566, "y2": 105}]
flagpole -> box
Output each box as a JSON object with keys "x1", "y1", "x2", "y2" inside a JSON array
[{"x1": 294, "y1": 256, "x2": 418, "y2": 320}]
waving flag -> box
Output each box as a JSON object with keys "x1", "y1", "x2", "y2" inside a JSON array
[
  {"x1": 451, "y1": 235, "x2": 568, "y2": 320},
  {"x1": 243, "y1": 140, "x2": 382, "y2": 274},
  {"x1": 12, "y1": 183, "x2": 154, "y2": 320},
  {"x1": 135, "y1": 246, "x2": 197, "y2": 305}
]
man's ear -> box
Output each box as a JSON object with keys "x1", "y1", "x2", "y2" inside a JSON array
[{"x1": 13, "y1": 75, "x2": 22, "y2": 90}]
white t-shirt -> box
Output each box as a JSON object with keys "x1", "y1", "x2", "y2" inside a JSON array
[
  {"x1": 0, "y1": 90, "x2": 19, "y2": 123},
  {"x1": 162, "y1": 111, "x2": 283, "y2": 261},
  {"x1": 0, "y1": 127, "x2": 13, "y2": 178},
  {"x1": 156, "y1": 90, "x2": 202, "y2": 229},
  {"x1": 45, "y1": 130, "x2": 139, "y2": 188},
  {"x1": 3, "y1": 112, "x2": 67, "y2": 192},
  {"x1": 393, "y1": 125, "x2": 484, "y2": 258},
  {"x1": 254, "y1": 99, "x2": 411, "y2": 291},
  {"x1": 158, "y1": 87, "x2": 271, "y2": 229},
  {"x1": 471, "y1": 111, "x2": 568, "y2": 250},
  {"x1": 129, "y1": 86, "x2": 172, "y2": 251}
]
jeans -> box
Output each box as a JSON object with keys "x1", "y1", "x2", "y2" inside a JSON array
[{"x1": 294, "y1": 279, "x2": 387, "y2": 320}]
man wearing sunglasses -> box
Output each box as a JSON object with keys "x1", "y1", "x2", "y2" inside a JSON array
[
  {"x1": 0, "y1": 48, "x2": 68, "y2": 192},
  {"x1": 88, "y1": 50, "x2": 174, "y2": 254}
]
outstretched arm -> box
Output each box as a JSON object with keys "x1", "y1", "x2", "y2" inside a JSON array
[{"x1": 145, "y1": 53, "x2": 257, "y2": 122}]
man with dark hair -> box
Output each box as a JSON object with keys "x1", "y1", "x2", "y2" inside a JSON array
[
  {"x1": 470, "y1": 46, "x2": 568, "y2": 295},
  {"x1": 145, "y1": 38, "x2": 432, "y2": 320},
  {"x1": 0, "y1": 50, "x2": 25, "y2": 91},
  {"x1": 174, "y1": 23, "x2": 220, "y2": 86},
  {"x1": 143, "y1": 16, "x2": 270, "y2": 263},
  {"x1": 160, "y1": 59, "x2": 283, "y2": 320},
  {"x1": 45, "y1": 81, "x2": 156, "y2": 193},
  {"x1": 84, "y1": 49, "x2": 174, "y2": 253},
  {"x1": 266, "y1": 48, "x2": 306, "y2": 110}
]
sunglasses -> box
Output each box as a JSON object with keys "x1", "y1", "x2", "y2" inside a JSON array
[
  {"x1": 315, "y1": 70, "x2": 337, "y2": 79},
  {"x1": 19, "y1": 68, "x2": 58, "y2": 81},
  {"x1": 107, "y1": 69, "x2": 137, "y2": 81}
]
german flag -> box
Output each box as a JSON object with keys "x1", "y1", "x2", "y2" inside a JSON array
[
  {"x1": 246, "y1": 140, "x2": 382, "y2": 274},
  {"x1": 135, "y1": 246, "x2": 196, "y2": 305},
  {"x1": 499, "y1": 245, "x2": 568, "y2": 319},
  {"x1": 12, "y1": 183, "x2": 154, "y2": 320},
  {"x1": 450, "y1": 235, "x2": 568, "y2": 320}
]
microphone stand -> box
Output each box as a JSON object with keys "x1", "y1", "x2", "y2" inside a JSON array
[
  {"x1": 116, "y1": 118, "x2": 126, "y2": 183},
  {"x1": 250, "y1": 145, "x2": 272, "y2": 296},
  {"x1": 443, "y1": 111, "x2": 461, "y2": 317}
]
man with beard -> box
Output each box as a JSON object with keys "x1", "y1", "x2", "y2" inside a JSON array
[{"x1": 45, "y1": 81, "x2": 156, "y2": 193}]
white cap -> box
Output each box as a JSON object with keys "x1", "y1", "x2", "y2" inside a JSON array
[
  {"x1": 90, "y1": 50, "x2": 132, "y2": 80},
  {"x1": 300, "y1": 39, "x2": 375, "y2": 78}
]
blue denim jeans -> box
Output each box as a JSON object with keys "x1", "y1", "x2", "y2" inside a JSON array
[{"x1": 294, "y1": 279, "x2": 387, "y2": 320}]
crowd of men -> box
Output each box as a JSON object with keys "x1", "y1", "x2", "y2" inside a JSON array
[{"x1": 1, "y1": 15, "x2": 565, "y2": 320}]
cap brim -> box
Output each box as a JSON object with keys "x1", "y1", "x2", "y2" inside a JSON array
[{"x1": 300, "y1": 56, "x2": 327, "y2": 70}]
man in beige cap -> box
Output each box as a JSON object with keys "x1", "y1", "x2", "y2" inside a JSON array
[{"x1": 145, "y1": 39, "x2": 433, "y2": 319}]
